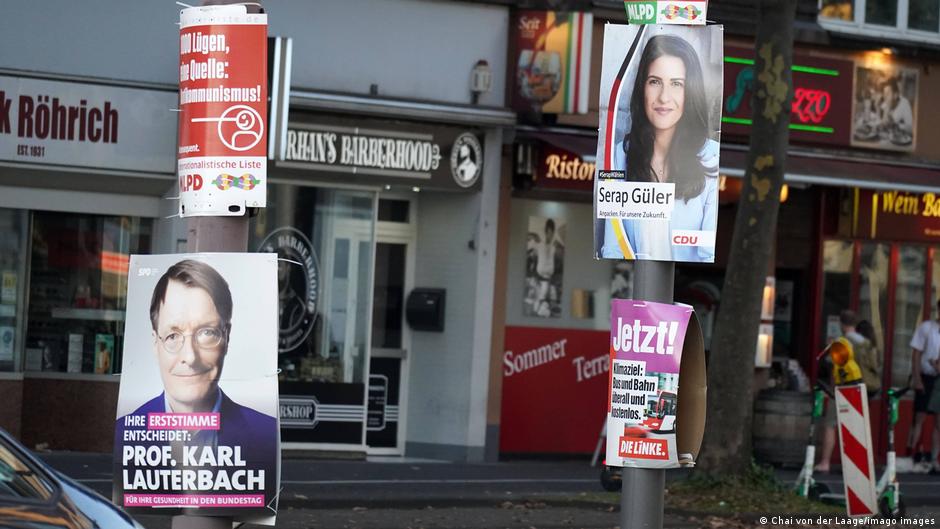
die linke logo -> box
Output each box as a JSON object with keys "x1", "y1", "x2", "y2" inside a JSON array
[
  {"x1": 619, "y1": 437, "x2": 669, "y2": 460},
  {"x1": 0, "y1": 92, "x2": 118, "y2": 143},
  {"x1": 611, "y1": 317, "x2": 679, "y2": 355}
]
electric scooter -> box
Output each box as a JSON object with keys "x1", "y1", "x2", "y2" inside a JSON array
[
  {"x1": 795, "y1": 341, "x2": 910, "y2": 517},
  {"x1": 875, "y1": 386, "x2": 909, "y2": 518},
  {"x1": 794, "y1": 382, "x2": 836, "y2": 501}
]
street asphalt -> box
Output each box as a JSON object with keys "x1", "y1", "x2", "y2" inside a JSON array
[{"x1": 36, "y1": 452, "x2": 940, "y2": 528}]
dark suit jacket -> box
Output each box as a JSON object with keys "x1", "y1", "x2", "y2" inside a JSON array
[{"x1": 114, "y1": 390, "x2": 278, "y2": 507}]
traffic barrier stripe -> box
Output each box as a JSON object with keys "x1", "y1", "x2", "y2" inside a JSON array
[{"x1": 836, "y1": 385, "x2": 877, "y2": 517}]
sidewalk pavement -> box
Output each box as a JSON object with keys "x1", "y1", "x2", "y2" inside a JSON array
[{"x1": 37, "y1": 452, "x2": 940, "y2": 528}]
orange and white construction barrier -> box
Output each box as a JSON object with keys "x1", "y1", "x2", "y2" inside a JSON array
[{"x1": 835, "y1": 384, "x2": 877, "y2": 517}]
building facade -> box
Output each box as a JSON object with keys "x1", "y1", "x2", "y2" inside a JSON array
[
  {"x1": 492, "y1": 0, "x2": 940, "y2": 463},
  {"x1": 0, "y1": 0, "x2": 513, "y2": 462}
]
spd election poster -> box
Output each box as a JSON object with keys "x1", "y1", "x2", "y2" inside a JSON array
[
  {"x1": 113, "y1": 253, "x2": 280, "y2": 525},
  {"x1": 593, "y1": 24, "x2": 723, "y2": 263},
  {"x1": 177, "y1": 5, "x2": 267, "y2": 217}
]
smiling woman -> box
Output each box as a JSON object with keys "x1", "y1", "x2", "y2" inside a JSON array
[{"x1": 599, "y1": 28, "x2": 721, "y2": 263}]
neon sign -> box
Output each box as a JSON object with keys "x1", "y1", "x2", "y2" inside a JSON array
[
  {"x1": 791, "y1": 88, "x2": 831, "y2": 124},
  {"x1": 721, "y1": 52, "x2": 853, "y2": 144},
  {"x1": 725, "y1": 62, "x2": 835, "y2": 133}
]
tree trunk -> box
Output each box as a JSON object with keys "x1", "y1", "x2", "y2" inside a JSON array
[{"x1": 696, "y1": 0, "x2": 797, "y2": 477}]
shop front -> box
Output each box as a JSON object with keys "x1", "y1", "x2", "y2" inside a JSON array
[
  {"x1": 258, "y1": 100, "x2": 506, "y2": 457},
  {"x1": 496, "y1": 34, "x2": 940, "y2": 458},
  {"x1": 0, "y1": 72, "x2": 177, "y2": 450},
  {"x1": 817, "y1": 187, "x2": 940, "y2": 456}
]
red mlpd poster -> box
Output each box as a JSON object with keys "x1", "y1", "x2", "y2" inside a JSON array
[{"x1": 177, "y1": 5, "x2": 267, "y2": 217}]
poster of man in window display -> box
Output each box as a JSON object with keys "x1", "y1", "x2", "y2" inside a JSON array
[
  {"x1": 851, "y1": 64, "x2": 918, "y2": 152},
  {"x1": 524, "y1": 216, "x2": 565, "y2": 318}
]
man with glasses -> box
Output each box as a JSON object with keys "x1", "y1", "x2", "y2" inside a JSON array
[{"x1": 115, "y1": 260, "x2": 276, "y2": 492}]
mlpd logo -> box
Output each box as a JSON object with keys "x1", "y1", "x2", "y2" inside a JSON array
[
  {"x1": 450, "y1": 132, "x2": 483, "y2": 188},
  {"x1": 258, "y1": 227, "x2": 319, "y2": 353},
  {"x1": 625, "y1": 2, "x2": 657, "y2": 23}
]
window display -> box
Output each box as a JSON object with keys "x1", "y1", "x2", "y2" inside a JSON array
[
  {"x1": 251, "y1": 184, "x2": 376, "y2": 445},
  {"x1": 0, "y1": 209, "x2": 28, "y2": 372},
  {"x1": 252, "y1": 185, "x2": 375, "y2": 385},
  {"x1": 25, "y1": 212, "x2": 152, "y2": 374}
]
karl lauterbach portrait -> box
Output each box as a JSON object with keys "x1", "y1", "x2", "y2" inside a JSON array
[{"x1": 115, "y1": 259, "x2": 277, "y2": 478}]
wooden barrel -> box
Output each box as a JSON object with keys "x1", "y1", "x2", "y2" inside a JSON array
[{"x1": 752, "y1": 390, "x2": 812, "y2": 468}]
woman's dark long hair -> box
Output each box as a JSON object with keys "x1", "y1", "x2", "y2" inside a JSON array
[{"x1": 625, "y1": 34, "x2": 709, "y2": 201}]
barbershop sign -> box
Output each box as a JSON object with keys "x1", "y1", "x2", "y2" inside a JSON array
[
  {"x1": 0, "y1": 75, "x2": 177, "y2": 173},
  {"x1": 281, "y1": 117, "x2": 483, "y2": 191}
]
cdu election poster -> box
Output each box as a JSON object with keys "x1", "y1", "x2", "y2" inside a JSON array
[
  {"x1": 593, "y1": 24, "x2": 723, "y2": 263},
  {"x1": 113, "y1": 253, "x2": 280, "y2": 525}
]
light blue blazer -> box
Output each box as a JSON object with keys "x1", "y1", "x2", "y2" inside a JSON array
[{"x1": 601, "y1": 139, "x2": 719, "y2": 262}]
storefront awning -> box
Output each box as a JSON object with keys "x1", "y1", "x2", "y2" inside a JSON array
[
  {"x1": 290, "y1": 90, "x2": 516, "y2": 127},
  {"x1": 525, "y1": 131, "x2": 598, "y2": 163},
  {"x1": 720, "y1": 147, "x2": 940, "y2": 194}
]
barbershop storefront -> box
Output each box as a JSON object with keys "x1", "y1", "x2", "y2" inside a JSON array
[
  {"x1": 0, "y1": 73, "x2": 177, "y2": 450},
  {"x1": 0, "y1": 72, "x2": 506, "y2": 460},
  {"x1": 257, "y1": 100, "x2": 504, "y2": 457}
]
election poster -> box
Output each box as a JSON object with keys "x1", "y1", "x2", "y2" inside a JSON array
[
  {"x1": 605, "y1": 300, "x2": 705, "y2": 469},
  {"x1": 178, "y1": 5, "x2": 268, "y2": 217},
  {"x1": 593, "y1": 24, "x2": 723, "y2": 263},
  {"x1": 113, "y1": 253, "x2": 280, "y2": 525}
]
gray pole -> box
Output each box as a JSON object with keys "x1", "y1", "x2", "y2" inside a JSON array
[
  {"x1": 171, "y1": 2, "x2": 259, "y2": 528},
  {"x1": 620, "y1": 260, "x2": 674, "y2": 529}
]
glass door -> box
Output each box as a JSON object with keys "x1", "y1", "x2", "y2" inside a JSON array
[
  {"x1": 252, "y1": 185, "x2": 377, "y2": 447},
  {"x1": 367, "y1": 198, "x2": 415, "y2": 454}
]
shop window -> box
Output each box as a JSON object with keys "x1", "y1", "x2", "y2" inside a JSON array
[
  {"x1": 377, "y1": 199, "x2": 410, "y2": 223},
  {"x1": 931, "y1": 249, "x2": 940, "y2": 319},
  {"x1": 891, "y1": 246, "x2": 927, "y2": 387},
  {"x1": 819, "y1": 0, "x2": 940, "y2": 39},
  {"x1": 857, "y1": 243, "x2": 890, "y2": 354},
  {"x1": 821, "y1": 0, "x2": 855, "y2": 20},
  {"x1": 866, "y1": 0, "x2": 899, "y2": 25},
  {"x1": 24, "y1": 212, "x2": 152, "y2": 374},
  {"x1": 909, "y1": 0, "x2": 940, "y2": 30},
  {"x1": 820, "y1": 240, "x2": 854, "y2": 348},
  {"x1": 0, "y1": 209, "x2": 28, "y2": 372},
  {"x1": 251, "y1": 185, "x2": 375, "y2": 385}
]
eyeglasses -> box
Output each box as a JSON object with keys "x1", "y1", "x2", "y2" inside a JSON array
[{"x1": 157, "y1": 327, "x2": 225, "y2": 353}]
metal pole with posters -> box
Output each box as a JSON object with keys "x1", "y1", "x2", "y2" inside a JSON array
[
  {"x1": 595, "y1": 3, "x2": 716, "y2": 528},
  {"x1": 621, "y1": 261, "x2": 673, "y2": 529},
  {"x1": 173, "y1": 2, "x2": 266, "y2": 528}
]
